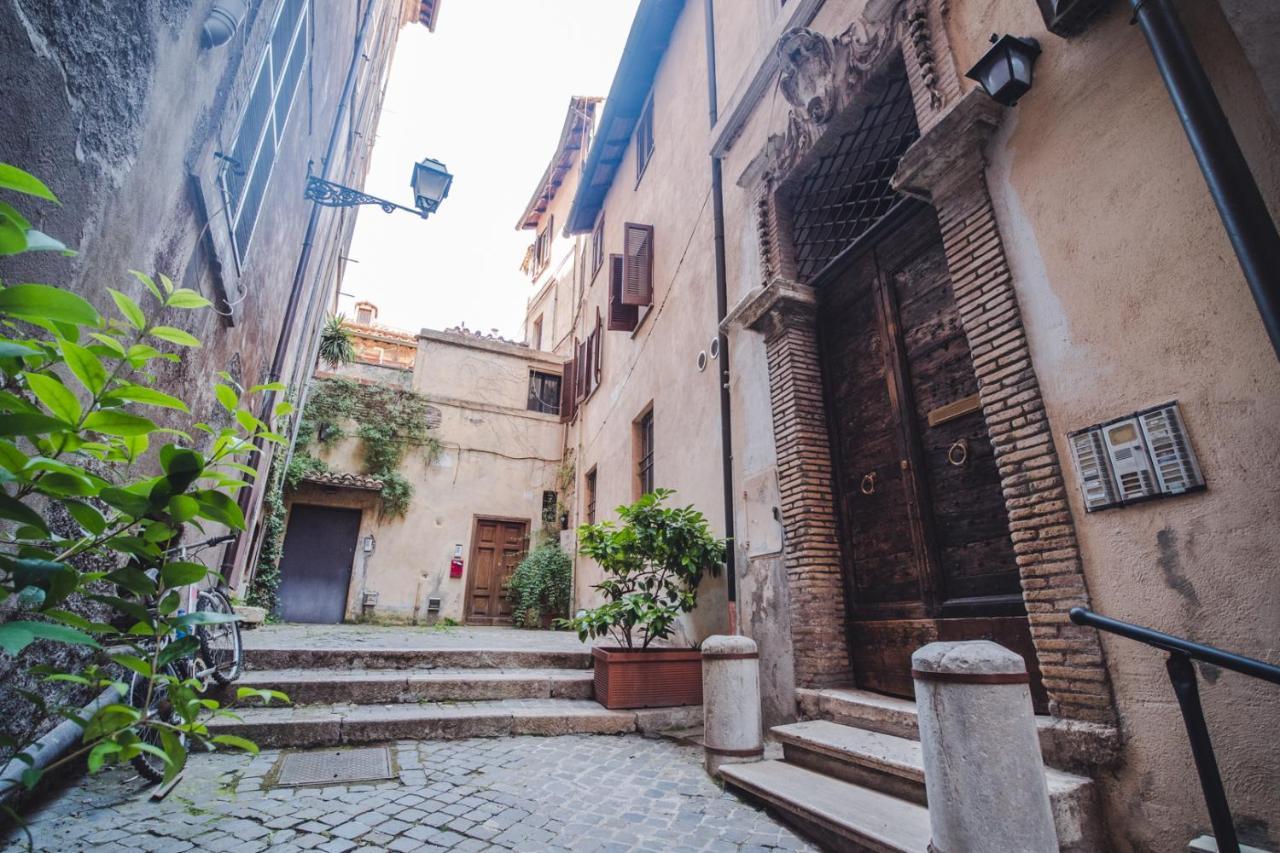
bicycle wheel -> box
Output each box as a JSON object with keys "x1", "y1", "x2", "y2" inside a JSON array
[
  {"x1": 128, "y1": 665, "x2": 186, "y2": 784},
  {"x1": 196, "y1": 588, "x2": 242, "y2": 685}
]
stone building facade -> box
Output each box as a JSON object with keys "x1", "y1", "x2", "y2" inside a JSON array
[
  {"x1": 0, "y1": 0, "x2": 439, "y2": 590},
  {"x1": 532, "y1": 0, "x2": 1280, "y2": 849}
]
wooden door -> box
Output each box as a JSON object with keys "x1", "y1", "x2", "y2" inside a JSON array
[
  {"x1": 464, "y1": 518, "x2": 528, "y2": 624},
  {"x1": 277, "y1": 505, "x2": 361, "y2": 624},
  {"x1": 819, "y1": 204, "x2": 1046, "y2": 709}
]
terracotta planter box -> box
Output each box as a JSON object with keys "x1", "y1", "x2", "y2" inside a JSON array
[{"x1": 592, "y1": 646, "x2": 703, "y2": 709}]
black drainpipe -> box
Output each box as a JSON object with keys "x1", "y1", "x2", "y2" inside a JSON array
[
  {"x1": 1130, "y1": 0, "x2": 1280, "y2": 363},
  {"x1": 704, "y1": 0, "x2": 738, "y2": 630}
]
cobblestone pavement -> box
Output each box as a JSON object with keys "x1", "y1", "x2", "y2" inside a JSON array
[{"x1": 5, "y1": 735, "x2": 815, "y2": 852}]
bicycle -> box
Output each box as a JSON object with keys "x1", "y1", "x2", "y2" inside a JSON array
[{"x1": 126, "y1": 533, "x2": 243, "y2": 783}]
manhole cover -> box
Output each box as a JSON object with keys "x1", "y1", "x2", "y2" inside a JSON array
[{"x1": 275, "y1": 747, "x2": 394, "y2": 787}]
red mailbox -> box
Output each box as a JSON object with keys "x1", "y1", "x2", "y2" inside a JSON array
[{"x1": 449, "y1": 557, "x2": 464, "y2": 578}]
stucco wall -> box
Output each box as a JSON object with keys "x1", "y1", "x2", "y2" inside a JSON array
[{"x1": 297, "y1": 330, "x2": 565, "y2": 623}]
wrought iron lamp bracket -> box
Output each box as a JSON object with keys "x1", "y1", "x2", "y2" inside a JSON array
[{"x1": 303, "y1": 163, "x2": 427, "y2": 218}]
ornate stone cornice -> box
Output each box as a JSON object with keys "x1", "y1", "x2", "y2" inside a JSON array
[
  {"x1": 892, "y1": 88, "x2": 1006, "y2": 201},
  {"x1": 724, "y1": 277, "x2": 818, "y2": 340}
]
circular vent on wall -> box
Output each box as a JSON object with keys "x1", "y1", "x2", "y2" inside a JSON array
[{"x1": 696, "y1": 351, "x2": 708, "y2": 372}]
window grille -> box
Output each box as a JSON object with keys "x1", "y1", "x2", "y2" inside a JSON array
[
  {"x1": 786, "y1": 66, "x2": 919, "y2": 282},
  {"x1": 527, "y1": 370, "x2": 561, "y2": 415},
  {"x1": 221, "y1": 0, "x2": 310, "y2": 268},
  {"x1": 637, "y1": 410, "x2": 654, "y2": 497}
]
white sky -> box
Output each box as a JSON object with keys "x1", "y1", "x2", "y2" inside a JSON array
[{"x1": 339, "y1": 0, "x2": 641, "y2": 339}]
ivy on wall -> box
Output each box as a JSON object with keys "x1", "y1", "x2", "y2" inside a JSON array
[{"x1": 291, "y1": 377, "x2": 439, "y2": 518}]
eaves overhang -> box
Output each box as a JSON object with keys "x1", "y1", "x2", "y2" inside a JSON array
[
  {"x1": 564, "y1": 0, "x2": 684, "y2": 235},
  {"x1": 516, "y1": 96, "x2": 603, "y2": 231}
]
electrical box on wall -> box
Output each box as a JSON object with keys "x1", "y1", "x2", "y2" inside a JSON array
[{"x1": 1068, "y1": 402, "x2": 1204, "y2": 512}]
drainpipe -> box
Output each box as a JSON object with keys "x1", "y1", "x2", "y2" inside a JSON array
[
  {"x1": 1130, "y1": 0, "x2": 1280, "y2": 363},
  {"x1": 0, "y1": 685, "x2": 123, "y2": 804},
  {"x1": 704, "y1": 0, "x2": 738, "y2": 632}
]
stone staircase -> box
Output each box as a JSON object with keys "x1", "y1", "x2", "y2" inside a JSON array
[
  {"x1": 210, "y1": 636, "x2": 700, "y2": 749},
  {"x1": 719, "y1": 688, "x2": 1108, "y2": 853}
]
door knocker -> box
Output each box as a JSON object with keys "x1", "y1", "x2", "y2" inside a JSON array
[
  {"x1": 947, "y1": 438, "x2": 969, "y2": 467},
  {"x1": 860, "y1": 471, "x2": 878, "y2": 495}
]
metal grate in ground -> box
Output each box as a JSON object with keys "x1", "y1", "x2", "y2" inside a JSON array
[{"x1": 274, "y1": 746, "x2": 394, "y2": 787}]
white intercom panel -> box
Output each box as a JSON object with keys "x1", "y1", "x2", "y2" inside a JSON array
[{"x1": 1067, "y1": 402, "x2": 1204, "y2": 512}]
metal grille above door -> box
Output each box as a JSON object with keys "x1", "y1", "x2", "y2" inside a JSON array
[{"x1": 786, "y1": 66, "x2": 920, "y2": 283}]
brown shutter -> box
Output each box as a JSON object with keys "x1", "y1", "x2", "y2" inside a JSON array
[
  {"x1": 622, "y1": 223, "x2": 654, "y2": 306},
  {"x1": 574, "y1": 339, "x2": 586, "y2": 401},
  {"x1": 607, "y1": 254, "x2": 638, "y2": 332},
  {"x1": 592, "y1": 312, "x2": 603, "y2": 392},
  {"x1": 559, "y1": 358, "x2": 576, "y2": 422}
]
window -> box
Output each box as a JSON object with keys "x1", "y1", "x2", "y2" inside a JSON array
[
  {"x1": 591, "y1": 214, "x2": 605, "y2": 279},
  {"x1": 527, "y1": 370, "x2": 561, "y2": 415},
  {"x1": 532, "y1": 214, "x2": 555, "y2": 276},
  {"x1": 622, "y1": 223, "x2": 654, "y2": 307},
  {"x1": 541, "y1": 490, "x2": 558, "y2": 527},
  {"x1": 559, "y1": 355, "x2": 577, "y2": 422},
  {"x1": 636, "y1": 409, "x2": 655, "y2": 498},
  {"x1": 532, "y1": 315, "x2": 543, "y2": 351},
  {"x1": 575, "y1": 312, "x2": 603, "y2": 403},
  {"x1": 635, "y1": 95, "x2": 654, "y2": 184},
  {"x1": 585, "y1": 468, "x2": 597, "y2": 525},
  {"x1": 607, "y1": 254, "x2": 637, "y2": 332},
  {"x1": 221, "y1": 0, "x2": 311, "y2": 267}
]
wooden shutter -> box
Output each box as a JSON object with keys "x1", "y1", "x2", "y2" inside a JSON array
[
  {"x1": 559, "y1": 358, "x2": 576, "y2": 422},
  {"x1": 592, "y1": 312, "x2": 603, "y2": 392},
  {"x1": 607, "y1": 254, "x2": 638, "y2": 332},
  {"x1": 622, "y1": 223, "x2": 654, "y2": 306}
]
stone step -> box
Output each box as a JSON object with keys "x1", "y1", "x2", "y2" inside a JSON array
[
  {"x1": 209, "y1": 698, "x2": 701, "y2": 749},
  {"x1": 772, "y1": 719, "x2": 1103, "y2": 851},
  {"x1": 720, "y1": 759, "x2": 932, "y2": 852},
  {"x1": 224, "y1": 667, "x2": 593, "y2": 705},
  {"x1": 795, "y1": 687, "x2": 1120, "y2": 774},
  {"x1": 242, "y1": 645, "x2": 593, "y2": 672}
]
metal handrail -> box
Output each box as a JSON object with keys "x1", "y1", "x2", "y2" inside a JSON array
[{"x1": 1069, "y1": 607, "x2": 1280, "y2": 853}]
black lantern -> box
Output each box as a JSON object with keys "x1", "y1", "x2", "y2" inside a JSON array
[
  {"x1": 411, "y1": 157, "x2": 453, "y2": 215},
  {"x1": 965, "y1": 34, "x2": 1041, "y2": 106}
]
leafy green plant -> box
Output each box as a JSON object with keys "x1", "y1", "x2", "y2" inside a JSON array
[
  {"x1": 563, "y1": 489, "x2": 725, "y2": 649},
  {"x1": 317, "y1": 314, "x2": 356, "y2": 369},
  {"x1": 0, "y1": 162, "x2": 289, "y2": 811},
  {"x1": 506, "y1": 542, "x2": 572, "y2": 629}
]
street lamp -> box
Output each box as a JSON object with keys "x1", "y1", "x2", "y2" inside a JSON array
[
  {"x1": 304, "y1": 157, "x2": 453, "y2": 219},
  {"x1": 965, "y1": 34, "x2": 1042, "y2": 106}
]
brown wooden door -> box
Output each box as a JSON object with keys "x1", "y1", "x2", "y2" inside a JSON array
[
  {"x1": 464, "y1": 518, "x2": 528, "y2": 624},
  {"x1": 818, "y1": 204, "x2": 1046, "y2": 709}
]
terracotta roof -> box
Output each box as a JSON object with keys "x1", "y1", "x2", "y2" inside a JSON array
[
  {"x1": 517, "y1": 96, "x2": 603, "y2": 231},
  {"x1": 300, "y1": 471, "x2": 385, "y2": 491}
]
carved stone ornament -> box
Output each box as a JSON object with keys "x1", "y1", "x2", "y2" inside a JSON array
[{"x1": 777, "y1": 28, "x2": 838, "y2": 125}]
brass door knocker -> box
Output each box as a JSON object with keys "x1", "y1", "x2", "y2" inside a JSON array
[
  {"x1": 860, "y1": 471, "x2": 878, "y2": 495},
  {"x1": 948, "y1": 438, "x2": 969, "y2": 467}
]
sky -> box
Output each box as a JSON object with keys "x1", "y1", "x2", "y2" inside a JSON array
[{"x1": 338, "y1": 0, "x2": 641, "y2": 339}]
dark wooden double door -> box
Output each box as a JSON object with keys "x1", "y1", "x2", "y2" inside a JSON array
[
  {"x1": 464, "y1": 518, "x2": 529, "y2": 625},
  {"x1": 818, "y1": 204, "x2": 1046, "y2": 709}
]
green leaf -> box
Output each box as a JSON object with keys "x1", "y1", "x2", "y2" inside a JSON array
[
  {"x1": 0, "y1": 164, "x2": 58, "y2": 202},
  {"x1": 159, "y1": 274, "x2": 175, "y2": 295},
  {"x1": 194, "y1": 489, "x2": 245, "y2": 529},
  {"x1": 22, "y1": 229, "x2": 67, "y2": 253},
  {"x1": 0, "y1": 339, "x2": 39, "y2": 359},
  {"x1": 160, "y1": 561, "x2": 207, "y2": 588},
  {"x1": 83, "y1": 411, "x2": 156, "y2": 437},
  {"x1": 87, "y1": 740, "x2": 121, "y2": 773},
  {"x1": 89, "y1": 333, "x2": 127, "y2": 357},
  {"x1": 172, "y1": 611, "x2": 237, "y2": 629},
  {"x1": 149, "y1": 326, "x2": 201, "y2": 348},
  {"x1": 0, "y1": 218, "x2": 25, "y2": 256},
  {"x1": 0, "y1": 493, "x2": 49, "y2": 534},
  {"x1": 60, "y1": 340, "x2": 108, "y2": 396},
  {"x1": 165, "y1": 289, "x2": 211, "y2": 309},
  {"x1": 235, "y1": 687, "x2": 291, "y2": 706},
  {"x1": 0, "y1": 440, "x2": 28, "y2": 471},
  {"x1": 167, "y1": 494, "x2": 199, "y2": 523},
  {"x1": 130, "y1": 270, "x2": 163, "y2": 302},
  {"x1": 214, "y1": 384, "x2": 238, "y2": 412},
  {"x1": 0, "y1": 412, "x2": 69, "y2": 436},
  {"x1": 24, "y1": 372, "x2": 80, "y2": 424},
  {"x1": 63, "y1": 500, "x2": 107, "y2": 534},
  {"x1": 99, "y1": 486, "x2": 151, "y2": 518},
  {"x1": 158, "y1": 727, "x2": 187, "y2": 786},
  {"x1": 106, "y1": 567, "x2": 156, "y2": 597},
  {"x1": 107, "y1": 288, "x2": 146, "y2": 330},
  {"x1": 248, "y1": 382, "x2": 287, "y2": 394},
  {"x1": 210, "y1": 735, "x2": 259, "y2": 754},
  {"x1": 122, "y1": 432, "x2": 149, "y2": 462},
  {"x1": 0, "y1": 621, "x2": 100, "y2": 656},
  {"x1": 104, "y1": 384, "x2": 189, "y2": 412},
  {"x1": 109, "y1": 654, "x2": 152, "y2": 678},
  {"x1": 0, "y1": 200, "x2": 32, "y2": 231},
  {"x1": 0, "y1": 284, "x2": 99, "y2": 326},
  {"x1": 156, "y1": 634, "x2": 200, "y2": 667}
]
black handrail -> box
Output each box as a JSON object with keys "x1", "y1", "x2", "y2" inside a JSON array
[{"x1": 1069, "y1": 607, "x2": 1280, "y2": 853}]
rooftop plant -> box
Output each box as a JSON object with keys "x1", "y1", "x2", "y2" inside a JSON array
[{"x1": 563, "y1": 489, "x2": 725, "y2": 649}]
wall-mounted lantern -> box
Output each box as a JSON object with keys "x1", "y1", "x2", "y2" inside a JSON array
[
  {"x1": 965, "y1": 34, "x2": 1042, "y2": 106},
  {"x1": 305, "y1": 157, "x2": 453, "y2": 220}
]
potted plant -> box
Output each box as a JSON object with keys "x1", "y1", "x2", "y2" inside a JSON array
[
  {"x1": 563, "y1": 489, "x2": 726, "y2": 709},
  {"x1": 506, "y1": 539, "x2": 573, "y2": 629}
]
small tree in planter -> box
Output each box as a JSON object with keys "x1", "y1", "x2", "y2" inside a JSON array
[
  {"x1": 563, "y1": 489, "x2": 725, "y2": 709},
  {"x1": 506, "y1": 540, "x2": 572, "y2": 629}
]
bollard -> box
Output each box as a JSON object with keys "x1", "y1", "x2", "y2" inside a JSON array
[
  {"x1": 912, "y1": 640, "x2": 1057, "y2": 853},
  {"x1": 701, "y1": 635, "x2": 763, "y2": 775}
]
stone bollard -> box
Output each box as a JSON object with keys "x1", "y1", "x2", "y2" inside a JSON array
[
  {"x1": 912, "y1": 640, "x2": 1057, "y2": 853},
  {"x1": 701, "y1": 635, "x2": 763, "y2": 775}
]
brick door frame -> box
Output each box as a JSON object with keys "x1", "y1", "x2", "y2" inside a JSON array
[{"x1": 731, "y1": 2, "x2": 1115, "y2": 724}]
